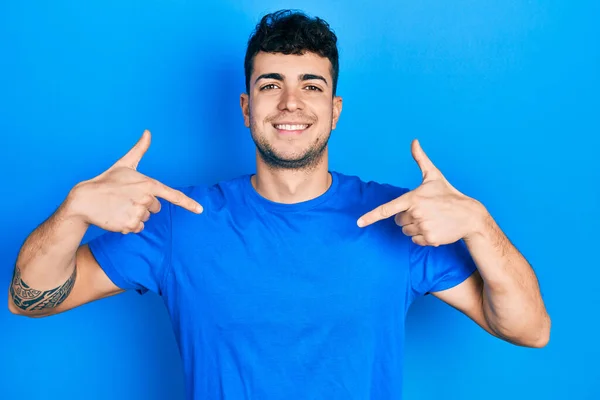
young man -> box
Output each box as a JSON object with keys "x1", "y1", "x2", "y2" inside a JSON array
[{"x1": 8, "y1": 9, "x2": 550, "y2": 399}]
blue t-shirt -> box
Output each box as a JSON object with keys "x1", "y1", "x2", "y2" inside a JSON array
[{"x1": 87, "y1": 171, "x2": 477, "y2": 399}]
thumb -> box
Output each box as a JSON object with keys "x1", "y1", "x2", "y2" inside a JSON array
[
  {"x1": 114, "y1": 130, "x2": 152, "y2": 170},
  {"x1": 411, "y1": 139, "x2": 441, "y2": 181}
]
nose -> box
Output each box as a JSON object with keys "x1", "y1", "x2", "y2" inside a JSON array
[{"x1": 277, "y1": 88, "x2": 304, "y2": 112}]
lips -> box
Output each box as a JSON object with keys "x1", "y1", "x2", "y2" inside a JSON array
[{"x1": 272, "y1": 122, "x2": 312, "y2": 134}]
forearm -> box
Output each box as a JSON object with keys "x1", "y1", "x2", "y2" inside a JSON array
[
  {"x1": 464, "y1": 204, "x2": 550, "y2": 347},
  {"x1": 9, "y1": 190, "x2": 89, "y2": 315}
]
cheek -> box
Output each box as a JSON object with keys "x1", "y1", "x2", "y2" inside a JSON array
[
  {"x1": 314, "y1": 99, "x2": 334, "y2": 118},
  {"x1": 249, "y1": 106, "x2": 271, "y2": 127}
]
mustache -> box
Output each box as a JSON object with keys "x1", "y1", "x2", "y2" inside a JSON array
[{"x1": 265, "y1": 112, "x2": 317, "y2": 124}]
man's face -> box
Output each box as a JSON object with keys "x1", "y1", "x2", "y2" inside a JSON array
[{"x1": 240, "y1": 51, "x2": 342, "y2": 170}]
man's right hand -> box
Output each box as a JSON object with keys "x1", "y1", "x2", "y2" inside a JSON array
[{"x1": 67, "y1": 130, "x2": 203, "y2": 234}]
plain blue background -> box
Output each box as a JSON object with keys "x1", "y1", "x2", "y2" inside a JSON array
[{"x1": 1, "y1": 0, "x2": 598, "y2": 399}]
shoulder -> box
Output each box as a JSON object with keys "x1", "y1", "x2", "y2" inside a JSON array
[{"x1": 333, "y1": 171, "x2": 410, "y2": 204}]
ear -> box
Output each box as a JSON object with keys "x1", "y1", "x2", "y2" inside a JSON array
[
  {"x1": 331, "y1": 96, "x2": 343, "y2": 130},
  {"x1": 240, "y1": 93, "x2": 250, "y2": 128}
]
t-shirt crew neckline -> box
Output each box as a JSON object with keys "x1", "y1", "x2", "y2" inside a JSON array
[{"x1": 242, "y1": 171, "x2": 340, "y2": 213}]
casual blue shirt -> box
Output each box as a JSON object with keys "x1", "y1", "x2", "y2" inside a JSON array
[{"x1": 87, "y1": 171, "x2": 477, "y2": 399}]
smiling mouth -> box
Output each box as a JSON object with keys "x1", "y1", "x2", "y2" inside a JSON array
[{"x1": 272, "y1": 123, "x2": 312, "y2": 134}]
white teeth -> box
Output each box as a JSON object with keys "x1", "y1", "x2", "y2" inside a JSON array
[{"x1": 274, "y1": 124, "x2": 309, "y2": 131}]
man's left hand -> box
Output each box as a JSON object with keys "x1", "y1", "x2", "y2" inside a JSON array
[{"x1": 357, "y1": 139, "x2": 487, "y2": 246}]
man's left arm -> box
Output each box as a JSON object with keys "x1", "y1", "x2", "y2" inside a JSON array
[
  {"x1": 431, "y1": 205, "x2": 551, "y2": 348},
  {"x1": 357, "y1": 139, "x2": 551, "y2": 348}
]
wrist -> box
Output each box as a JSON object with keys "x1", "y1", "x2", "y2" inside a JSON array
[
  {"x1": 463, "y1": 198, "x2": 491, "y2": 242},
  {"x1": 62, "y1": 182, "x2": 92, "y2": 228}
]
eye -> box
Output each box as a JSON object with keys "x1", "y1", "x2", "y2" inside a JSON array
[
  {"x1": 260, "y1": 83, "x2": 279, "y2": 91},
  {"x1": 304, "y1": 85, "x2": 322, "y2": 91}
]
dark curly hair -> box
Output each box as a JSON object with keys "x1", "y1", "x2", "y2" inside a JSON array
[{"x1": 244, "y1": 10, "x2": 339, "y2": 96}]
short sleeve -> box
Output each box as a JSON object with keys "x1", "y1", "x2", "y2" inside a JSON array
[
  {"x1": 409, "y1": 239, "x2": 477, "y2": 297},
  {"x1": 86, "y1": 199, "x2": 172, "y2": 295}
]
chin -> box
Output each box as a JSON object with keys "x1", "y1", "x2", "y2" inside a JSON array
[
  {"x1": 251, "y1": 126, "x2": 329, "y2": 170},
  {"x1": 271, "y1": 144, "x2": 309, "y2": 158},
  {"x1": 258, "y1": 147, "x2": 326, "y2": 170}
]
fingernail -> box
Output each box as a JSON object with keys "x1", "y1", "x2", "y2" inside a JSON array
[
  {"x1": 357, "y1": 218, "x2": 365, "y2": 227},
  {"x1": 196, "y1": 205, "x2": 203, "y2": 213}
]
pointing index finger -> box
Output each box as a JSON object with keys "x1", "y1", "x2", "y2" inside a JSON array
[
  {"x1": 357, "y1": 191, "x2": 413, "y2": 228},
  {"x1": 150, "y1": 180, "x2": 203, "y2": 214}
]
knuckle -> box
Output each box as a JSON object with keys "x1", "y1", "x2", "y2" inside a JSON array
[
  {"x1": 127, "y1": 219, "x2": 140, "y2": 230},
  {"x1": 173, "y1": 191, "x2": 184, "y2": 204},
  {"x1": 410, "y1": 208, "x2": 422, "y2": 220},
  {"x1": 136, "y1": 206, "x2": 147, "y2": 218},
  {"x1": 424, "y1": 232, "x2": 436, "y2": 245},
  {"x1": 145, "y1": 177, "x2": 159, "y2": 190},
  {"x1": 140, "y1": 194, "x2": 154, "y2": 206},
  {"x1": 170, "y1": 195, "x2": 182, "y2": 205},
  {"x1": 418, "y1": 238, "x2": 427, "y2": 246},
  {"x1": 379, "y1": 204, "x2": 390, "y2": 218}
]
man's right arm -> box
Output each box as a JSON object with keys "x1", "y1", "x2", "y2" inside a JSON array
[
  {"x1": 7, "y1": 193, "x2": 123, "y2": 318},
  {"x1": 7, "y1": 130, "x2": 202, "y2": 318}
]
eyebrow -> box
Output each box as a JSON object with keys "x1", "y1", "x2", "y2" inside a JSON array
[
  {"x1": 300, "y1": 74, "x2": 328, "y2": 85},
  {"x1": 254, "y1": 73, "x2": 329, "y2": 86}
]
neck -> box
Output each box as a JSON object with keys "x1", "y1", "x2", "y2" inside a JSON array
[{"x1": 251, "y1": 148, "x2": 331, "y2": 204}]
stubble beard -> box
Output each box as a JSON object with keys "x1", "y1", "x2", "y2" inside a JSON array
[{"x1": 249, "y1": 112, "x2": 332, "y2": 172}]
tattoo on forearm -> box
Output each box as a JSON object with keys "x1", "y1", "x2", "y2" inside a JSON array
[{"x1": 10, "y1": 265, "x2": 77, "y2": 311}]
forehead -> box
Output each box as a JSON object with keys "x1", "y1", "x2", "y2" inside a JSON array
[{"x1": 251, "y1": 51, "x2": 332, "y2": 82}]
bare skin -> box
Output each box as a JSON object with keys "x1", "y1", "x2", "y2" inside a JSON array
[{"x1": 8, "y1": 131, "x2": 202, "y2": 317}]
